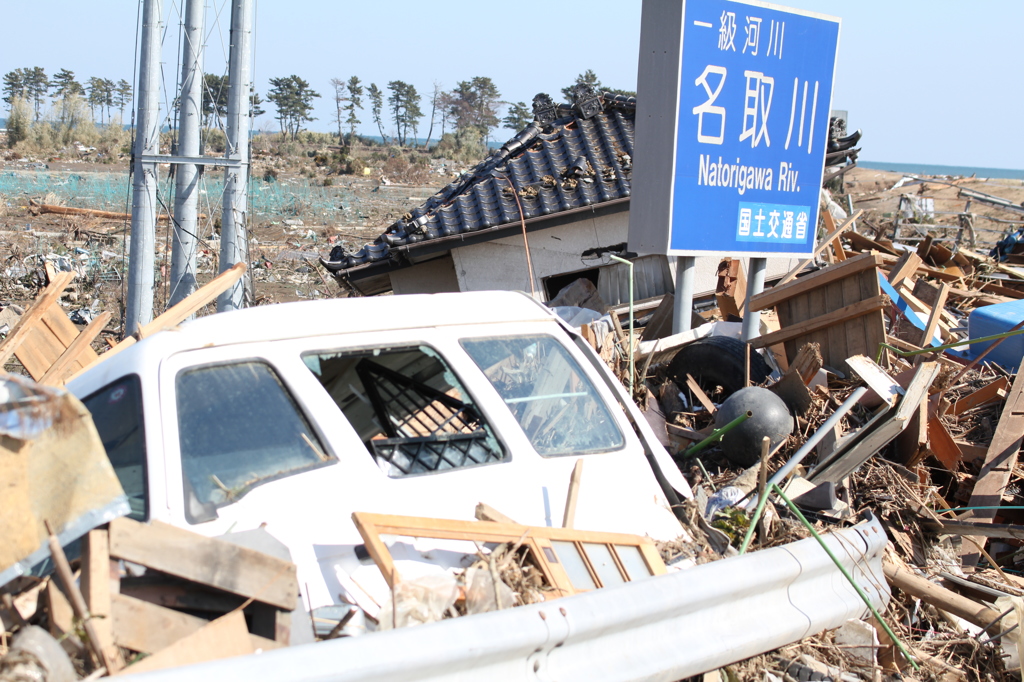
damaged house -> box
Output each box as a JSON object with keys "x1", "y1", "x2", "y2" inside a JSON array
[{"x1": 323, "y1": 87, "x2": 798, "y2": 306}]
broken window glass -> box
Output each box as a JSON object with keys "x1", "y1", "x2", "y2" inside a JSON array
[
  {"x1": 81, "y1": 375, "x2": 148, "y2": 520},
  {"x1": 460, "y1": 335, "x2": 624, "y2": 456},
  {"x1": 303, "y1": 345, "x2": 505, "y2": 478},
  {"x1": 176, "y1": 361, "x2": 329, "y2": 517}
]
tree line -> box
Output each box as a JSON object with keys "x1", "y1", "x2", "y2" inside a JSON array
[
  {"x1": 3, "y1": 65, "x2": 633, "y2": 152},
  {"x1": 264, "y1": 69, "x2": 634, "y2": 149}
]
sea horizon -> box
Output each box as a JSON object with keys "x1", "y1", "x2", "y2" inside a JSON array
[{"x1": 859, "y1": 159, "x2": 1024, "y2": 181}]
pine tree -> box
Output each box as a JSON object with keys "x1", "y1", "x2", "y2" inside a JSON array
[{"x1": 368, "y1": 83, "x2": 386, "y2": 144}]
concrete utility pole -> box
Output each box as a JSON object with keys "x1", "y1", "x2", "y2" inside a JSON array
[
  {"x1": 217, "y1": 0, "x2": 254, "y2": 312},
  {"x1": 125, "y1": 0, "x2": 163, "y2": 336},
  {"x1": 168, "y1": 0, "x2": 205, "y2": 308}
]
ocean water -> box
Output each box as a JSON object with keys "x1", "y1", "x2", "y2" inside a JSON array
[{"x1": 860, "y1": 160, "x2": 1024, "y2": 181}]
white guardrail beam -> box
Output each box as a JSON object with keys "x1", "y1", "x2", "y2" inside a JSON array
[{"x1": 132, "y1": 514, "x2": 889, "y2": 682}]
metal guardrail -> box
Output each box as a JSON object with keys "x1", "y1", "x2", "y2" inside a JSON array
[{"x1": 132, "y1": 515, "x2": 889, "y2": 682}]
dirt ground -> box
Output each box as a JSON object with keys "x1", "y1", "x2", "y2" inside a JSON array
[{"x1": 0, "y1": 159, "x2": 1021, "y2": 341}]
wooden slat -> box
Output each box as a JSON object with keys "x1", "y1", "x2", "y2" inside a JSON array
[
  {"x1": 39, "y1": 311, "x2": 112, "y2": 386},
  {"x1": 110, "y1": 593, "x2": 280, "y2": 654},
  {"x1": 821, "y1": 209, "x2": 847, "y2": 262},
  {"x1": 749, "y1": 252, "x2": 883, "y2": 312},
  {"x1": 116, "y1": 610, "x2": 254, "y2": 676},
  {"x1": 685, "y1": 373, "x2": 718, "y2": 414},
  {"x1": 951, "y1": 378, "x2": 1010, "y2": 415},
  {"x1": 961, "y1": 367, "x2": 1024, "y2": 568},
  {"x1": 749, "y1": 295, "x2": 889, "y2": 349},
  {"x1": 108, "y1": 518, "x2": 298, "y2": 611}
]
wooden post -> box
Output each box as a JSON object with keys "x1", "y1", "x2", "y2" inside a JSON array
[{"x1": 562, "y1": 460, "x2": 585, "y2": 529}]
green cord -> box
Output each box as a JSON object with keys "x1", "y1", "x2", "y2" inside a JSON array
[
  {"x1": 771, "y1": 484, "x2": 920, "y2": 672},
  {"x1": 738, "y1": 485, "x2": 771, "y2": 554}
]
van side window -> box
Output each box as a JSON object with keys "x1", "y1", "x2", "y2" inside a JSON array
[
  {"x1": 460, "y1": 335, "x2": 625, "y2": 457},
  {"x1": 303, "y1": 345, "x2": 506, "y2": 477},
  {"x1": 81, "y1": 375, "x2": 148, "y2": 520},
  {"x1": 176, "y1": 361, "x2": 329, "y2": 517}
]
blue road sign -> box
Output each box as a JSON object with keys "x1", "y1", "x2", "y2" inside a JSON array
[{"x1": 631, "y1": 0, "x2": 840, "y2": 258}]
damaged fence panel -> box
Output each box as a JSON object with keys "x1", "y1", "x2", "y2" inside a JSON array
[{"x1": 123, "y1": 515, "x2": 888, "y2": 682}]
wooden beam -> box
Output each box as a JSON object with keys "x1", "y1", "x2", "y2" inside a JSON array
[
  {"x1": 81, "y1": 529, "x2": 125, "y2": 672},
  {"x1": 887, "y1": 251, "x2": 923, "y2": 288},
  {"x1": 562, "y1": 460, "x2": 585, "y2": 529},
  {"x1": 961, "y1": 367, "x2": 1024, "y2": 568},
  {"x1": 748, "y1": 295, "x2": 889, "y2": 349},
  {"x1": 883, "y1": 561, "x2": 1002, "y2": 633},
  {"x1": 775, "y1": 210, "x2": 863, "y2": 287},
  {"x1": 749, "y1": 252, "x2": 883, "y2": 312},
  {"x1": 108, "y1": 518, "x2": 298, "y2": 611},
  {"x1": 475, "y1": 503, "x2": 518, "y2": 525}
]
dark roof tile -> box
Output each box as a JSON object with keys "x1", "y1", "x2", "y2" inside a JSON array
[{"x1": 323, "y1": 92, "x2": 636, "y2": 273}]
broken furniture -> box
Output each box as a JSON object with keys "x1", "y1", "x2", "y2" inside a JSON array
[{"x1": 352, "y1": 512, "x2": 666, "y2": 598}]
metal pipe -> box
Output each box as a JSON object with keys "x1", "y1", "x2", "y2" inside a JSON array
[
  {"x1": 673, "y1": 255, "x2": 695, "y2": 334},
  {"x1": 681, "y1": 410, "x2": 752, "y2": 459},
  {"x1": 124, "y1": 0, "x2": 163, "y2": 336},
  {"x1": 609, "y1": 255, "x2": 634, "y2": 396},
  {"x1": 741, "y1": 257, "x2": 767, "y2": 342},
  {"x1": 169, "y1": 0, "x2": 205, "y2": 308},
  {"x1": 764, "y1": 386, "x2": 868, "y2": 491},
  {"x1": 217, "y1": 0, "x2": 254, "y2": 312}
]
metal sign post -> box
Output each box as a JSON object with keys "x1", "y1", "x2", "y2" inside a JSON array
[{"x1": 630, "y1": 0, "x2": 840, "y2": 338}]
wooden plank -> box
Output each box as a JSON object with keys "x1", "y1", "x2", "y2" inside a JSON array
[
  {"x1": 81, "y1": 529, "x2": 125, "y2": 672},
  {"x1": 749, "y1": 252, "x2": 883, "y2": 312},
  {"x1": 116, "y1": 610, "x2": 255, "y2": 676},
  {"x1": 108, "y1": 518, "x2": 298, "y2": 611},
  {"x1": 70, "y1": 263, "x2": 247, "y2": 379},
  {"x1": 748, "y1": 295, "x2": 889, "y2": 349},
  {"x1": 927, "y1": 520, "x2": 1024, "y2": 541},
  {"x1": 774, "y1": 210, "x2": 863, "y2": 287},
  {"x1": 951, "y1": 378, "x2": 1010, "y2": 415},
  {"x1": 110, "y1": 593, "x2": 280, "y2": 654},
  {"x1": 845, "y1": 230, "x2": 898, "y2": 256},
  {"x1": 685, "y1": 373, "x2": 718, "y2": 414},
  {"x1": 961, "y1": 366, "x2": 1024, "y2": 568},
  {"x1": 39, "y1": 311, "x2": 112, "y2": 386},
  {"x1": 46, "y1": 579, "x2": 75, "y2": 640},
  {"x1": 847, "y1": 354, "x2": 903, "y2": 408},
  {"x1": 927, "y1": 417, "x2": 963, "y2": 472},
  {"x1": 919, "y1": 283, "x2": 950, "y2": 348}
]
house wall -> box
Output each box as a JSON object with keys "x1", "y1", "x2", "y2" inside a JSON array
[
  {"x1": 447, "y1": 210, "x2": 798, "y2": 300},
  {"x1": 389, "y1": 254, "x2": 460, "y2": 295}
]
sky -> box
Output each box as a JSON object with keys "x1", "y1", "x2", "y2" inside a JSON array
[{"x1": 2, "y1": 0, "x2": 1022, "y2": 170}]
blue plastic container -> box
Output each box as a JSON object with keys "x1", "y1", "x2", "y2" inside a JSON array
[{"x1": 968, "y1": 299, "x2": 1024, "y2": 371}]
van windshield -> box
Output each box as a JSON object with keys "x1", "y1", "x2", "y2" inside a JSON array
[{"x1": 459, "y1": 335, "x2": 624, "y2": 456}]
